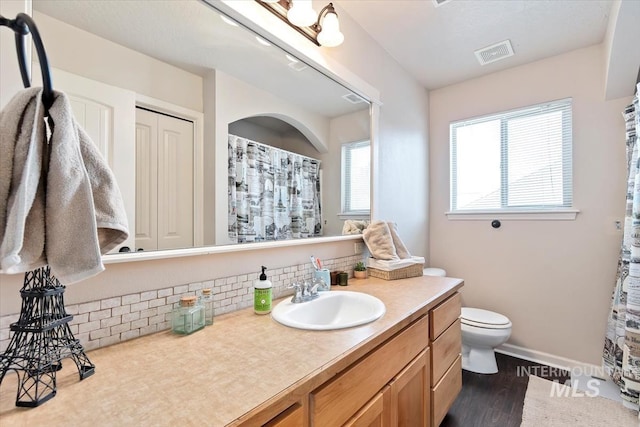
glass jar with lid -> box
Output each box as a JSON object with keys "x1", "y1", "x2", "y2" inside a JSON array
[
  {"x1": 172, "y1": 296, "x2": 205, "y2": 335},
  {"x1": 200, "y1": 288, "x2": 214, "y2": 326}
]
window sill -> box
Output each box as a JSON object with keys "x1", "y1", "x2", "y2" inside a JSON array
[
  {"x1": 445, "y1": 209, "x2": 580, "y2": 221},
  {"x1": 337, "y1": 212, "x2": 370, "y2": 221}
]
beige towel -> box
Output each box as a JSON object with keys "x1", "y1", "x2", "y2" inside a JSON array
[
  {"x1": 0, "y1": 87, "x2": 47, "y2": 272},
  {"x1": 342, "y1": 219, "x2": 370, "y2": 235},
  {"x1": 363, "y1": 220, "x2": 399, "y2": 260},
  {"x1": 387, "y1": 221, "x2": 411, "y2": 259},
  {"x1": 0, "y1": 88, "x2": 128, "y2": 284}
]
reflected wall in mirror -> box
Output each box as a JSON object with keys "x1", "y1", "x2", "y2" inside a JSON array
[{"x1": 31, "y1": 0, "x2": 371, "y2": 253}]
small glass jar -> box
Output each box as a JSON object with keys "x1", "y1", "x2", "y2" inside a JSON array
[
  {"x1": 172, "y1": 296, "x2": 205, "y2": 335},
  {"x1": 200, "y1": 288, "x2": 214, "y2": 326}
]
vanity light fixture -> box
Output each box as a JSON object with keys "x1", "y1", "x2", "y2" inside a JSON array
[{"x1": 257, "y1": 0, "x2": 344, "y2": 47}]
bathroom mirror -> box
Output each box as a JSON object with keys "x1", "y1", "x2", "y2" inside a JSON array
[{"x1": 30, "y1": 0, "x2": 371, "y2": 254}]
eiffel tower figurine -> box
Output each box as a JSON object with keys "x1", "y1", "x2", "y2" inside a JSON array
[{"x1": 0, "y1": 266, "x2": 95, "y2": 407}]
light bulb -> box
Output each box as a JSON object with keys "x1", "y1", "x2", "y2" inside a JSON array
[
  {"x1": 317, "y1": 12, "x2": 344, "y2": 47},
  {"x1": 287, "y1": 0, "x2": 316, "y2": 27}
]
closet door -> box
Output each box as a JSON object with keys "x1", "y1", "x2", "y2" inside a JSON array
[
  {"x1": 135, "y1": 108, "x2": 194, "y2": 251},
  {"x1": 135, "y1": 109, "x2": 159, "y2": 251},
  {"x1": 156, "y1": 113, "x2": 194, "y2": 250}
]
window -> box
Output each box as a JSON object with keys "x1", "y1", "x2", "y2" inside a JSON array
[
  {"x1": 341, "y1": 140, "x2": 370, "y2": 215},
  {"x1": 449, "y1": 99, "x2": 573, "y2": 216}
]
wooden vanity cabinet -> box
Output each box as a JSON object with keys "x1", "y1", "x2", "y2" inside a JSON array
[
  {"x1": 310, "y1": 316, "x2": 430, "y2": 426},
  {"x1": 429, "y1": 293, "x2": 462, "y2": 426},
  {"x1": 255, "y1": 291, "x2": 463, "y2": 427}
]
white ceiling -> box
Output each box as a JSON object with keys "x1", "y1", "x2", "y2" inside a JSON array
[{"x1": 337, "y1": 0, "x2": 615, "y2": 90}]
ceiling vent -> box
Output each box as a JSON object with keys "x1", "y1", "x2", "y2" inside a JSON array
[
  {"x1": 433, "y1": 0, "x2": 452, "y2": 7},
  {"x1": 288, "y1": 61, "x2": 308, "y2": 72},
  {"x1": 342, "y1": 93, "x2": 366, "y2": 104},
  {"x1": 474, "y1": 40, "x2": 514, "y2": 66}
]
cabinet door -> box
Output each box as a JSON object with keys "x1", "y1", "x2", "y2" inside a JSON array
[
  {"x1": 263, "y1": 402, "x2": 304, "y2": 427},
  {"x1": 389, "y1": 349, "x2": 430, "y2": 427},
  {"x1": 344, "y1": 387, "x2": 389, "y2": 427}
]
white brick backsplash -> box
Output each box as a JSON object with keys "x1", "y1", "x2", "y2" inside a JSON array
[
  {"x1": 122, "y1": 312, "x2": 140, "y2": 323},
  {"x1": 131, "y1": 318, "x2": 148, "y2": 329},
  {"x1": 140, "y1": 290, "x2": 157, "y2": 301},
  {"x1": 112, "y1": 305, "x2": 131, "y2": 316},
  {"x1": 131, "y1": 301, "x2": 149, "y2": 312},
  {"x1": 0, "y1": 255, "x2": 356, "y2": 354},
  {"x1": 89, "y1": 309, "x2": 112, "y2": 322},
  {"x1": 148, "y1": 298, "x2": 165, "y2": 309},
  {"x1": 158, "y1": 288, "x2": 173, "y2": 298},
  {"x1": 90, "y1": 328, "x2": 110, "y2": 340},
  {"x1": 101, "y1": 316, "x2": 122, "y2": 328},
  {"x1": 174, "y1": 284, "x2": 189, "y2": 294},
  {"x1": 101, "y1": 297, "x2": 121, "y2": 309},
  {"x1": 78, "y1": 301, "x2": 100, "y2": 314},
  {"x1": 122, "y1": 294, "x2": 141, "y2": 305},
  {"x1": 121, "y1": 329, "x2": 140, "y2": 341},
  {"x1": 140, "y1": 308, "x2": 158, "y2": 319},
  {"x1": 111, "y1": 322, "x2": 131, "y2": 334},
  {"x1": 79, "y1": 320, "x2": 101, "y2": 334}
]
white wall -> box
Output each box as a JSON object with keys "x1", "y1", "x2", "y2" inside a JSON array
[
  {"x1": 33, "y1": 12, "x2": 203, "y2": 112},
  {"x1": 429, "y1": 44, "x2": 632, "y2": 365}
]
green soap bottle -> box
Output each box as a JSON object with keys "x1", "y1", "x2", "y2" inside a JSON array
[{"x1": 254, "y1": 266, "x2": 272, "y2": 315}]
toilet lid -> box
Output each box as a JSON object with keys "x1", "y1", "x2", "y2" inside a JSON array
[
  {"x1": 461, "y1": 307, "x2": 511, "y2": 329},
  {"x1": 423, "y1": 268, "x2": 446, "y2": 277}
]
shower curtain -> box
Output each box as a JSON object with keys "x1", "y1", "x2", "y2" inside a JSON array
[
  {"x1": 228, "y1": 134, "x2": 322, "y2": 243},
  {"x1": 603, "y1": 83, "x2": 640, "y2": 416}
]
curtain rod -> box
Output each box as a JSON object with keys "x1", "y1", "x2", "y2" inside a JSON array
[{"x1": 229, "y1": 134, "x2": 322, "y2": 164}]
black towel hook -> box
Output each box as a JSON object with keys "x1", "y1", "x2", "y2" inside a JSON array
[{"x1": 0, "y1": 13, "x2": 54, "y2": 112}]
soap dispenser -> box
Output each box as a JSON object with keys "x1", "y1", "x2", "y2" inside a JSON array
[{"x1": 254, "y1": 266, "x2": 272, "y2": 315}]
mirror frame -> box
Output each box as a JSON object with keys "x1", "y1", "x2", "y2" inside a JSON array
[{"x1": 103, "y1": 0, "x2": 381, "y2": 264}]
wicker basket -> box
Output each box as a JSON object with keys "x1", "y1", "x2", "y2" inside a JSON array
[{"x1": 367, "y1": 263, "x2": 424, "y2": 280}]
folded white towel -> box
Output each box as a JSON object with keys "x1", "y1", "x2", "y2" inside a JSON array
[{"x1": 0, "y1": 88, "x2": 129, "y2": 284}]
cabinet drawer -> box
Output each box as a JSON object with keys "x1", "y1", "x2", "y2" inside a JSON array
[
  {"x1": 430, "y1": 292, "x2": 461, "y2": 340},
  {"x1": 431, "y1": 318, "x2": 461, "y2": 385},
  {"x1": 311, "y1": 316, "x2": 429, "y2": 427},
  {"x1": 431, "y1": 355, "x2": 462, "y2": 427}
]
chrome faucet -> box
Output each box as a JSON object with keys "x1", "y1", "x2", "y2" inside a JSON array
[{"x1": 289, "y1": 281, "x2": 320, "y2": 303}]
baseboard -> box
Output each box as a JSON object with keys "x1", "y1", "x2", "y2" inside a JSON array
[{"x1": 496, "y1": 343, "x2": 606, "y2": 377}]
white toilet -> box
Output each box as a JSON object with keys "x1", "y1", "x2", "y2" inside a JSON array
[
  {"x1": 460, "y1": 307, "x2": 512, "y2": 374},
  {"x1": 423, "y1": 267, "x2": 512, "y2": 375}
]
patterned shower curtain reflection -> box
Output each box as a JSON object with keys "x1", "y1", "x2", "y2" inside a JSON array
[
  {"x1": 228, "y1": 134, "x2": 322, "y2": 243},
  {"x1": 603, "y1": 83, "x2": 640, "y2": 416}
]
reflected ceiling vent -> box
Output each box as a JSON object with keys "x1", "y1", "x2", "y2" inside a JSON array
[
  {"x1": 342, "y1": 93, "x2": 366, "y2": 104},
  {"x1": 474, "y1": 40, "x2": 514, "y2": 66},
  {"x1": 286, "y1": 54, "x2": 308, "y2": 72},
  {"x1": 288, "y1": 61, "x2": 308, "y2": 71},
  {"x1": 433, "y1": 0, "x2": 452, "y2": 7}
]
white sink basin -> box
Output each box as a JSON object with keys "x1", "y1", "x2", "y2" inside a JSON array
[{"x1": 271, "y1": 291, "x2": 386, "y2": 330}]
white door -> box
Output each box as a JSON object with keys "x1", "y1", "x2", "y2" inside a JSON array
[
  {"x1": 37, "y1": 67, "x2": 137, "y2": 253},
  {"x1": 135, "y1": 108, "x2": 194, "y2": 251}
]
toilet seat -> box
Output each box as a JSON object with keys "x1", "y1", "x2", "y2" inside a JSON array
[{"x1": 461, "y1": 307, "x2": 511, "y2": 329}]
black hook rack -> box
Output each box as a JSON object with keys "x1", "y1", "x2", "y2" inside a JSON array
[{"x1": 0, "y1": 12, "x2": 54, "y2": 111}]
